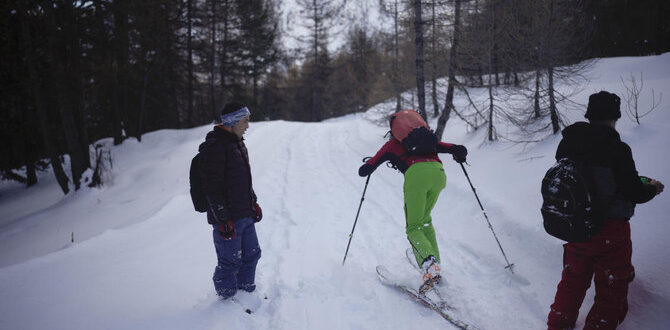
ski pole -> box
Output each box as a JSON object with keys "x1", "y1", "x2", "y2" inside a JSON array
[
  {"x1": 342, "y1": 161, "x2": 372, "y2": 266},
  {"x1": 460, "y1": 162, "x2": 515, "y2": 273}
]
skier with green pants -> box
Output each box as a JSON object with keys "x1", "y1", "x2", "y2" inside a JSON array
[{"x1": 358, "y1": 109, "x2": 467, "y2": 292}]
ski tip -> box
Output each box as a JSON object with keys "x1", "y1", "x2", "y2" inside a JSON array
[{"x1": 376, "y1": 265, "x2": 394, "y2": 284}]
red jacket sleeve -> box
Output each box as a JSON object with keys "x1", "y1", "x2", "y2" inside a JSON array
[
  {"x1": 436, "y1": 141, "x2": 455, "y2": 153},
  {"x1": 366, "y1": 139, "x2": 395, "y2": 167},
  {"x1": 359, "y1": 139, "x2": 404, "y2": 176}
]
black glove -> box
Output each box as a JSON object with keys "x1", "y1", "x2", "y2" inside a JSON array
[
  {"x1": 359, "y1": 163, "x2": 374, "y2": 177},
  {"x1": 253, "y1": 203, "x2": 263, "y2": 222},
  {"x1": 450, "y1": 145, "x2": 467, "y2": 163},
  {"x1": 219, "y1": 219, "x2": 236, "y2": 240}
]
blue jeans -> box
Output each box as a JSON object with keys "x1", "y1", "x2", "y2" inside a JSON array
[{"x1": 212, "y1": 217, "x2": 261, "y2": 298}]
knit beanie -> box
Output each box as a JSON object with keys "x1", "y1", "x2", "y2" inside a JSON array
[
  {"x1": 585, "y1": 91, "x2": 621, "y2": 121},
  {"x1": 219, "y1": 102, "x2": 251, "y2": 127}
]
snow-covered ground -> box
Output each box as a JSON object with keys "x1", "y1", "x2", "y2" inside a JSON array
[{"x1": 1, "y1": 53, "x2": 668, "y2": 330}]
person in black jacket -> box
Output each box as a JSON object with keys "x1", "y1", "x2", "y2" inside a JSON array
[
  {"x1": 547, "y1": 91, "x2": 664, "y2": 330},
  {"x1": 199, "y1": 102, "x2": 262, "y2": 299}
]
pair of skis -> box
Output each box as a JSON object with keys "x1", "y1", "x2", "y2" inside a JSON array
[{"x1": 376, "y1": 249, "x2": 478, "y2": 330}]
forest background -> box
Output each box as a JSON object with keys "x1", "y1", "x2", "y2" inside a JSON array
[{"x1": 1, "y1": 0, "x2": 669, "y2": 194}]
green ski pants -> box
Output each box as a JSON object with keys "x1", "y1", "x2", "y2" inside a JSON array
[{"x1": 404, "y1": 161, "x2": 446, "y2": 267}]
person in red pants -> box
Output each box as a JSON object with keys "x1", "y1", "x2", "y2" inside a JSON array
[{"x1": 547, "y1": 91, "x2": 664, "y2": 330}]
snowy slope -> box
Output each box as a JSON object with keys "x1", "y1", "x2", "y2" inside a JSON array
[{"x1": 1, "y1": 53, "x2": 669, "y2": 330}]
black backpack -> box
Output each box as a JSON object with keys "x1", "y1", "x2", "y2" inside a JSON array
[
  {"x1": 402, "y1": 126, "x2": 438, "y2": 155},
  {"x1": 189, "y1": 153, "x2": 208, "y2": 213},
  {"x1": 389, "y1": 110, "x2": 438, "y2": 155},
  {"x1": 541, "y1": 158, "x2": 599, "y2": 242}
]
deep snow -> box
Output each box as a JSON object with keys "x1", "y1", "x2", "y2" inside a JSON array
[{"x1": 1, "y1": 53, "x2": 669, "y2": 330}]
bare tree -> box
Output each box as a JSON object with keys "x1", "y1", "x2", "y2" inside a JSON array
[
  {"x1": 621, "y1": 72, "x2": 663, "y2": 125},
  {"x1": 457, "y1": 0, "x2": 594, "y2": 140},
  {"x1": 187, "y1": 0, "x2": 194, "y2": 126},
  {"x1": 19, "y1": 3, "x2": 70, "y2": 194},
  {"x1": 413, "y1": 0, "x2": 427, "y2": 120},
  {"x1": 136, "y1": 50, "x2": 159, "y2": 143},
  {"x1": 485, "y1": 0, "x2": 498, "y2": 140},
  {"x1": 435, "y1": 0, "x2": 462, "y2": 139},
  {"x1": 210, "y1": 0, "x2": 218, "y2": 117},
  {"x1": 112, "y1": 0, "x2": 130, "y2": 145},
  {"x1": 379, "y1": 0, "x2": 404, "y2": 112},
  {"x1": 539, "y1": 0, "x2": 594, "y2": 134},
  {"x1": 427, "y1": 0, "x2": 447, "y2": 118},
  {"x1": 545, "y1": 0, "x2": 559, "y2": 133},
  {"x1": 43, "y1": 0, "x2": 91, "y2": 189},
  {"x1": 219, "y1": 0, "x2": 237, "y2": 110}
]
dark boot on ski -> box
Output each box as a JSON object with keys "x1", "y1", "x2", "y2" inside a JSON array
[{"x1": 419, "y1": 255, "x2": 441, "y2": 294}]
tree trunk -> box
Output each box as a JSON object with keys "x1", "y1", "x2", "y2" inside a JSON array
[
  {"x1": 534, "y1": 70, "x2": 541, "y2": 118},
  {"x1": 110, "y1": 90, "x2": 122, "y2": 144},
  {"x1": 20, "y1": 6, "x2": 70, "y2": 194},
  {"x1": 70, "y1": 3, "x2": 90, "y2": 174},
  {"x1": 475, "y1": 0, "x2": 483, "y2": 88},
  {"x1": 393, "y1": 0, "x2": 401, "y2": 112},
  {"x1": 311, "y1": 0, "x2": 319, "y2": 121},
  {"x1": 548, "y1": 66, "x2": 559, "y2": 133},
  {"x1": 487, "y1": 0, "x2": 495, "y2": 141},
  {"x1": 137, "y1": 72, "x2": 149, "y2": 142},
  {"x1": 45, "y1": 1, "x2": 89, "y2": 189},
  {"x1": 547, "y1": 0, "x2": 560, "y2": 134},
  {"x1": 21, "y1": 99, "x2": 38, "y2": 187},
  {"x1": 57, "y1": 82, "x2": 88, "y2": 190},
  {"x1": 114, "y1": 0, "x2": 130, "y2": 144},
  {"x1": 435, "y1": 0, "x2": 461, "y2": 139},
  {"x1": 492, "y1": 2, "x2": 499, "y2": 87},
  {"x1": 210, "y1": 0, "x2": 217, "y2": 118},
  {"x1": 187, "y1": 0, "x2": 194, "y2": 126},
  {"x1": 430, "y1": 0, "x2": 439, "y2": 118},
  {"x1": 488, "y1": 74, "x2": 495, "y2": 141},
  {"x1": 137, "y1": 50, "x2": 158, "y2": 142},
  {"x1": 413, "y1": 0, "x2": 426, "y2": 121},
  {"x1": 26, "y1": 160, "x2": 37, "y2": 187},
  {"x1": 93, "y1": 0, "x2": 118, "y2": 144},
  {"x1": 220, "y1": 0, "x2": 229, "y2": 112},
  {"x1": 24, "y1": 133, "x2": 38, "y2": 187}
]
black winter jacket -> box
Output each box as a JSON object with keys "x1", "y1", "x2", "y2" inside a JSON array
[
  {"x1": 556, "y1": 122, "x2": 656, "y2": 220},
  {"x1": 199, "y1": 126, "x2": 257, "y2": 224}
]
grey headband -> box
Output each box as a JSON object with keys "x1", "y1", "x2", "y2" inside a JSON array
[{"x1": 219, "y1": 107, "x2": 251, "y2": 126}]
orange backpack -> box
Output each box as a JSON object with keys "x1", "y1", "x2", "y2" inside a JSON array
[{"x1": 389, "y1": 110, "x2": 438, "y2": 154}]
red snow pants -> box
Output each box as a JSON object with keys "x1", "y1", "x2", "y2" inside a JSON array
[{"x1": 547, "y1": 220, "x2": 635, "y2": 330}]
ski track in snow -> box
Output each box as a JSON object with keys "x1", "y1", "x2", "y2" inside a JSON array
[{"x1": 1, "y1": 54, "x2": 670, "y2": 329}]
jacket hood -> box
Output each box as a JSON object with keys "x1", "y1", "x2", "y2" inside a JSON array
[
  {"x1": 560, "y1": 122, "x2": 621, "y2": 155},
  {"x1": 198, "y1": 126, "x2": 238, "y2": 152}
]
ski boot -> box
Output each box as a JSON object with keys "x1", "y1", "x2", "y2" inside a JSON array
[{"x1": 419, "y1": 255, "x2": 441, "y2": 294}]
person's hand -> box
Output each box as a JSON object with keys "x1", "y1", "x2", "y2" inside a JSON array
[
  {"x1": 253, "y1": 203, "x2": 263, "y2": 222},
  {"x1": 450, "y1": 145, "x2": 467, "y2": 163},
  {"x1": 650, "y1": 179, "x2": 664, "y2": 195},
  {"x1": 359, "y1": 163, "x2": 373, "y2": 177},
  {"x1": 219, "y1": 220, "x2": 235, "y2": 240}
]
